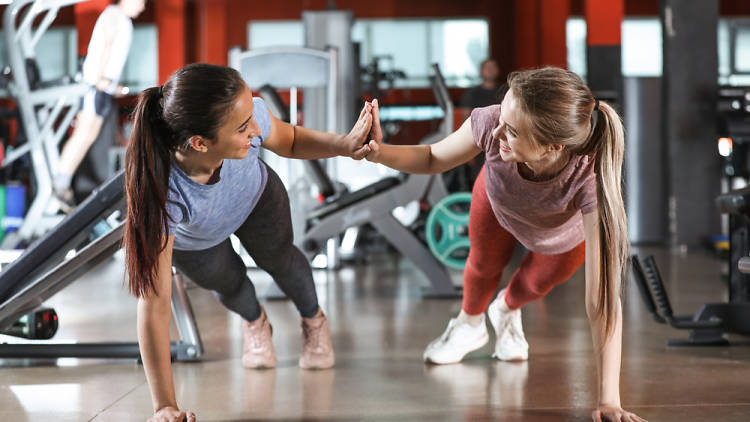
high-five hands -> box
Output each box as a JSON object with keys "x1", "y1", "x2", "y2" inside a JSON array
[
  {"x1": 364, "y1": 98, "x2": 383, "y2": 162},
  {"x1": 342, "y1": 101, "x2": 374, "y2": 160},
  {"x1": 344, "y1": 99, "x2": 383, "y2": 162}
]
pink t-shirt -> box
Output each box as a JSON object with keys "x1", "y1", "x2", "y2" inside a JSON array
[{"x1": 471, "y1": 105, "x2": 598, "y2": 254}]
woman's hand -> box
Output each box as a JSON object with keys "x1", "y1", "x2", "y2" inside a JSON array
[
  {"x1": 364, "y1": 99, "x2": 383, "y2": 163},
  {"x1": 147, "y1": 406, "x2": 195, "y2": 422},
  {"x1": 592, "y1": 405, "x2": 647, "y2": 422},
  {"x1": 341, "y1": 101, "x2": 374, "y2": 160}
]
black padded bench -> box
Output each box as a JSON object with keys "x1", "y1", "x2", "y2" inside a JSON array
[
  {"x1": 307, "y1": 176, "x2": 403, "y2": 222},
  {"x1": 0, "y1": 170, "x2": 124, "y2": 305},
  {"x1": 717, "y1": 186, "x2": 750, "y2": 215}
]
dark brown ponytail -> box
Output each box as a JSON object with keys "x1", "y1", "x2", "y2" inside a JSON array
[{"x1": 124, "y1": 87, "x2": 172, "y2": 298}]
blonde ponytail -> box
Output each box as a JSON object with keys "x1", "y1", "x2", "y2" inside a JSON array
[{"x1": 591, "y1": 101, "x2": 629, "y2": 339}]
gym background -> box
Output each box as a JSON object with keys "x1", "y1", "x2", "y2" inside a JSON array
[{"x1": 1, "y1": 0, "x2": 750, "y2": 421}]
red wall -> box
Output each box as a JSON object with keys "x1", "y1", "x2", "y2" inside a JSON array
[
  {"x1": 514, "y1": 0, "x2": 570, "y2": 70},
  {"x1": 571, "y1": 0, "x2": 750, "y2": 16},
  {"x1": 155, "y1": 0, "x2": 187, "y2": 83},
  {"x1": 585, "y1": 0, "x2": 624, "y2": 46}
]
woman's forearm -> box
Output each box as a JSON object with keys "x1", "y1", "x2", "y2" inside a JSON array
[
  {"x1": 138, "y1": 298, "x2": 178, "y2": 412},
  {"x1": 288, "y1": 126, "x2": 346, "y2": 159},
  {"x1": 588, "y1": 298, "x2": 623, "y2": 407},
  {"x1": 369, "y1": 143, "x2": 439, "y2": 174}
]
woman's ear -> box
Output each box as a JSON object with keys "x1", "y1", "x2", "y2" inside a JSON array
[
  {"x1": 187, "y1": 135, "x2": 210, "y2": 153},
  {"x1": 548, "y1": 143, "x2": 565, "y2": 152}
]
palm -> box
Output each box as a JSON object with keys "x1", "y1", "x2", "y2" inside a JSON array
[{"x1": 369, "y1": 99, "x2": 383, "y2": 145}]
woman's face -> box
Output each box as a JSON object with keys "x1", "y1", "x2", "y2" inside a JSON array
[
  {"x1": 210, "y1": 84, "x2": 261, "y2": 160},
  {"x1": 490, "y1": 90, "x2": 543, "y2": 163},
  {"x1": 491, "y1": 90, "x2": 550, "y2": 164}
]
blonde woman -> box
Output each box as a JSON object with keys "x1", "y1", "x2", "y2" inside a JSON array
[{"x1": 363, "y1": 67, "x2": 646, "y2": 422}]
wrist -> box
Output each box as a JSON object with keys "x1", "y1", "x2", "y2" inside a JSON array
[
  {"x1": 154, "y1": 401, "x2": 178, "y2": 413},
  {"x1": 334, "y1": 133, "x2": 348, "y2": 156},
  {"x1": 598, "y1": 395, "x2": 621, "y2": 408}
]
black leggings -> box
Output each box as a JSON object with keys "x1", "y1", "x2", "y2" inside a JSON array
[{"x1": 172, "y1": 165, "x2": 319, "y2": 322}]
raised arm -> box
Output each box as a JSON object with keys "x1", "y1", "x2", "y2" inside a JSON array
[
  {"x1": 583, "y1": 211, "x2": 647, "y2": 422},
  {"x1": 364, "y1": 100, "x2": 482, "y2": 174},
  {"x1": 262, "y1": 102, "x2": 373, "y2": 160},
  {"x1": 138, "y1": 235, "x2": 195, "y2": 422}
]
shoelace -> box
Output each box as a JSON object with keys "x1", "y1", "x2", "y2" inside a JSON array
[
  {"x1": 504, "y1": 313, "x2": 525, "y2": 345},
  {"x1": 438, "y1": 321, "x2": 458, "y2": 344}
]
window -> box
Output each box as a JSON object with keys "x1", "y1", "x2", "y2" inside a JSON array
[
  {"x1": 35, "y1": 27, "x2": 79, "y2": 80},
  {"x1": 119, "y1": 24, "x2": 158, "y2": 92},
  {"x1": 722, "y1": 19, "x2": 750, "y2": 85},
  {"x1": 735, "y1": 27, "x2": 750, "y2": 71},
  {"x1": 566, "y1": 17, "x2": 662, "y2": 79},
  {"x1": 0, "y1": 27, "x2": 78, "y2": 82},
  {"x1": 621, "y1": 19, "x2": 662, "y2": 77},
  {"x1": 566, "y1": 18, "x2": 587, "y2": 79},
  {"x1": 247, "y1": 18, "x2": 490, "y2": 88},
  {"x1": 567, "y1": 16, "x2": 750, "y2": 85},
  {"x1": 248, "y1": 21, "x2": 304, "y2": 49},
  {"x1": 0, "y1": 24, "x2": 157, "y2": 93}
]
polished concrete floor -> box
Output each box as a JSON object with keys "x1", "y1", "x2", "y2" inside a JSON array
[{"x1": 1, "y1": 245, "x2": 749, "y2": 421}]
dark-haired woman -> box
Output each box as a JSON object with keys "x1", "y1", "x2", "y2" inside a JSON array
[{"x1": 124, "y1": 63, "x2": 374, "y2": 422}]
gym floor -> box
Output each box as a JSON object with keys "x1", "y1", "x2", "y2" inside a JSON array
[{"x1": 1, "y1": 246, "x2": 749, "y2": 421}]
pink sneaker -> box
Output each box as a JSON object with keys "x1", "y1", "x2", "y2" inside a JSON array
[
  {"x1": 299, "y1": 310, "x2": 335, "y2": 369},
  {"x1": 242, "y1": 307, "x2": 277, "y2": 369}
]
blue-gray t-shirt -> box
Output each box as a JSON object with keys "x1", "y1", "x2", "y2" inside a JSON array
[{"x1": 166, "y1": 97, "x2": 271, "y2": 251}]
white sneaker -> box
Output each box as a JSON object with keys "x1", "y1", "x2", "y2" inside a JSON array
[
  {"x1": 487, "y1": 291, "x2": 529, "y2": 361},
  {"x1": 423, "y1": 316, "x2": 489, "y2": 364}
]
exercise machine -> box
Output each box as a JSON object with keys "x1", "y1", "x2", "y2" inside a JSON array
[
  {"x1": 1, "y1": 0, "x2": 91, "y2": 248},
  {"x1": 632, "y1": 186, "x2": 750, "y2": 346},
  {"x1": 229, "y1": 45, "x2": 351, "y2": 270},
  {"x1": 231, "y1": 45, "x2": 459, "y2": 296},
  {"x1": 0, "y1": 170, "x2": 203, "y2": 361},
  {"x1": 632, "y1": 89, "x2": 750, "y2": 344},
  {"x1": 298, "y1": 64, "x2": 458, "y2": 297}
]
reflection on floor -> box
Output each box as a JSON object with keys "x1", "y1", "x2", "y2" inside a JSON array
[{"x1": 1, "y1": 246, "x2": 749, "y2": 421}]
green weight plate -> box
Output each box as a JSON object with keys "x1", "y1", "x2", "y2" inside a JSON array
[{"x1": 425, "y1": 192, "x2": 472, "y2": 269}]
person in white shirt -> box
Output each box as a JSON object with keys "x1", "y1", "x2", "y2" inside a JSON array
[{"x1": 55, "y1": 0, "x2": 145, "y2": 208}]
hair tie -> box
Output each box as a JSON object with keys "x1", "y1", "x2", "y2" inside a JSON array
[
  {"x1": 590, "y1": 99, "x2": 600, "y2": 133},
  {"x1": 158, "y1": 85, "x2": 164, "y2": 97}
]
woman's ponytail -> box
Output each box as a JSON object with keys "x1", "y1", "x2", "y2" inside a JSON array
[
  {"x1": 124, "y1": 87, "x2": 173, "y2": 298},
  {"x1": 590, "y1": 101, "x2": 629, "y2": 340}
]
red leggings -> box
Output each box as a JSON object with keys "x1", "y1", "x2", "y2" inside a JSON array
[{"x1": 462, "y1": 167, "x2": 586, "y2": 314}]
